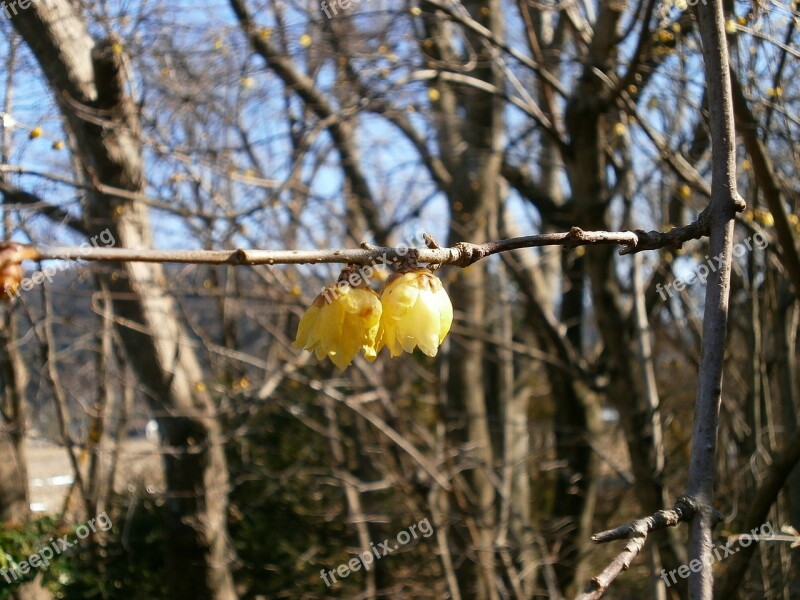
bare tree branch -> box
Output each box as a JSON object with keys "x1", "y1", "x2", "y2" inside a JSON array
[
  {"x1": 684, "y1": 0, "x2": 742, "y2": 596},
  {"x1": 579, "y1": 499, "x2": 698, "y2": 600},
  {"x1": 228, "y1": 0, "x2": 386, "y2": 242},
  {"x1": 2, "y1": 220, "x2": 716, "y2": 270}
]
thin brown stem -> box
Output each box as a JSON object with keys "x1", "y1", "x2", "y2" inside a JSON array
[{"x1": 2, "y1": 220, "x2": 711, "y2": 272}]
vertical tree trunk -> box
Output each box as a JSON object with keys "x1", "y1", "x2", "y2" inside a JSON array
[
  {"x1": 686, "y1": 0, "x2": 742, "y2": 596},
  {"x1": 563, "y1": 0, "x2": 686, "y2": 589},
  {"x1": 776, "y1": 286, "x2": 800, "y2": 595},
  {"x1": 10, "y1": 4, "x2": 236, "y2": 598},
  {"x1": 418, "y1": 0, "x2": 504, "y2": 595},
  {"x1": 0, "y1": 316, "x2": 52, "y2": 600}
]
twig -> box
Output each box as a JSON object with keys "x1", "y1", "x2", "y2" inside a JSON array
[
  {"x1": 578, "y1": 497, "x2": 698, "y2": 600},
  {"x1": 2, "y1": 221, "x2": 711, "y2": 270}
]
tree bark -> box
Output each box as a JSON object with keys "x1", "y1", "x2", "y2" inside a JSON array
[
  {"x1": 10, "y1": 3, "x2": 236, "y2": 598},
  {"x1": 563, "y1": 0, "x2": 685, "y2": 591},
  {"x1": 418, "y1": 0, "x2": 505, "y2": 594},
  {"x1": 685, "y1": 0, "x2": 741, "y2": 597},
  {"x1": 0, "y1": 315, "x2": 52, "y2": 600}
]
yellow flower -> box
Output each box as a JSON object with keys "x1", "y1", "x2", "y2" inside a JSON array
[
  {"x1": 294, "y1": 284, "x2": 382, "y2": 370},
  {"x1": 377, "y1": 268, "x2": 453, "y2": 357},
  {"x1": 753, "y1": 208, "x2": 774, "y2": 227},
  {"x1": 29, "y1": 127, "x2": 42, "y2": 140},
  {"x1": 656, "y1": 30, "x2": 674, "y2": 43}
]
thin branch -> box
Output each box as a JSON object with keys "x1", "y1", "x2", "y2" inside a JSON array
[
  {"x1": 407, "y1": 68, "x2": 557, "y2": 138},
  {"x1": 3, "y1": 221, "x2": 712, "y2": 269},
  {"x1": 420, "y1": 0, "x2": 569, "y2": 98},
  {"x1": 579, "y1": 498, "x2": 698, "y2": 600},
  {"x1": 228, "y1": 0, "x2": 386, "y2": 242},
  {"x1": 686, "y1": 0, "x2": 742, "y2": 595},
  {"x1": 0, "y1": 177, "x2": 89, "y2": 236}
]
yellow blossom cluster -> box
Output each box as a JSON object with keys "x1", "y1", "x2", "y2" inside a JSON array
[
  {"x1": 743, "y1": 209, "x2": 800, "y2": 234},
  {"x1": 744, "y1": 208, "x2": 774, "y2": 228},
  {"x1": 294, "y1": 266, "x2": 453, "y2": 370}
]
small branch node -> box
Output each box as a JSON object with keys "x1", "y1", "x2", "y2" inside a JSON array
[
  {"x1": 564, "y1": 226, "x2": 586, "y2": 248},
  {"x1": 422, "y1": 233, "x2": 441, "y2": 249},
  {"x1": 453, "y1": 242, "x2": 485, "y2": 267},
  {"x1": 229, "y1": 249, "x2": 248, "y2": 265}
]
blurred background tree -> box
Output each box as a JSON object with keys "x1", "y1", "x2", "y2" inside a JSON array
[{"x1": 0, "y1": 0, "x2": 798, "y2": 598}]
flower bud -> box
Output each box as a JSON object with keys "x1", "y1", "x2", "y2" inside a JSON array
[
  {"x1": 377, "y1": 267, "x2": 453, "y2": 357},
  {"x1": 294, "y1": 284, "x2": 382, "y2": 370}
]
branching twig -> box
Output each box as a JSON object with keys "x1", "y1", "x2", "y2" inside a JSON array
[
  {"x1": 578, "y1": 497, "x2": 699, "y2": 600},
  {"x1": 685, "y1": 0, "x2": 742, "y2": 595},
  {"x1": 2, "y1": 220, "x2": 711, "y2": 270}
]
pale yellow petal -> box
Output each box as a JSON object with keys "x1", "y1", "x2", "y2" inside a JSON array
[
  {"x1": 373, "y1": 322, "x2": 385, "y2": 354},
  {"x1": 363, "y1": 344, "x2": 379, "y2": 361},
  {"x1": 401, "y1": 291, "x2": 440, "y2": 356},
  {"x1": 352, "y1": 288, "x2": 382, "y2": 359},
  {"x1": 435, "y1": 288, "x2": 453, "y2": 344},
  {"x1": 319, "y1": 288, "x2": 382, "y2": 369},
  {"x1": 293, "y1": 304, "x2": 320, "y2": 349},
  {"x1": 382, "y1": 273, "x2": 420, "y2": 319},
  {"x1": 381, "y1": 318, "x2": 403, "y2": 356},
  {"x1": 313, "y1": 298, "x2": 345, "y2": 361}
]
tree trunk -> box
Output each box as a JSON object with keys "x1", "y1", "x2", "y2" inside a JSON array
[
  {"x1": 562, "y1": 1, "x2": 686, "y2": 592},
  {"x1": 0, "y1": 315, "x2": 52, "y2": 600},
  {"x1": 418, "y1": 0, "x2": 504, "y2": 596},
  {"x1": 10, "y1": 4, "x2": 236, "y2": 598}
]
